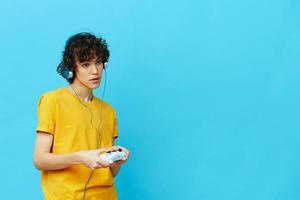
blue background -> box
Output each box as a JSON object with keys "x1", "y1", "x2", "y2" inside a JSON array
[{"x1": 0, "y1": 0, "x2": 300, "y2": 199}]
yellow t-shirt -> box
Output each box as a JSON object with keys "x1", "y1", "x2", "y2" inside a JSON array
[{"x1": 36, "y1": 88, "x2": 118, "y2": 200}]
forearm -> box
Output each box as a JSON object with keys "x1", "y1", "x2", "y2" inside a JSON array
[
  {"x1": 110, "y1": 164, "x2": 121, "y2": 177},
  {"x1": 34, "y1": 152, "x2": 81, "y2": 171}
]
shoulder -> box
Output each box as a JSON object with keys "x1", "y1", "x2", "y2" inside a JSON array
[
  {"x1": 93, "y1": 96, "x2": 117, "y2": 114},
  {"x1": 39, "y1": 88, "x2": 67, "y2": 98},
  {"x1": 37, "y1": 88, "x2": 65, "y2": 105}
]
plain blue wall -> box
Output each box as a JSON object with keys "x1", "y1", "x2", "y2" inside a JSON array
[{"x1": 0, "y1": 0, "x2": 300, "y2": 199}]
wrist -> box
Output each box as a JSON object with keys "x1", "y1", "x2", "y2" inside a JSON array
[
  {"x1": 111, "y1": 163, "x2": 121, "y2": 169},
  {"x1": 110, "y1": 164, "x2": 121, "y2": 177}
]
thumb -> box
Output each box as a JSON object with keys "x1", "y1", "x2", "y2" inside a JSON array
[
  {"x1": 93, "y1": 149, "x2": 103, "y2": 155},
  {"x1": 99, "y1": 148, "x2": 109, "y2": 154}
]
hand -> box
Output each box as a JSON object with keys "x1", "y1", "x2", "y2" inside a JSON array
[
  {"x1": 77, "y1": 149, "x2": 112, "y2": 170},
  {"x1": 110, "y1": 145, "x2": 130, "y2": 166}
]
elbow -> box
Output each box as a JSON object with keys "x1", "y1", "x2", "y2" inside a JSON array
[
  {"x1": 33, "y1": 158, "x2": 41, "y2": 170},
  {"x1": 33, "y1": 155, "x2": 43, "y2": 170}
]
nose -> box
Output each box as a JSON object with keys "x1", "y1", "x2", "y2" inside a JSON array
[
  {"x1": 90, "y1": 63, "x2": 103, "y2": 74},
  {"x1": 90, "y1": 64, "x2": 98, "y2": 74}
]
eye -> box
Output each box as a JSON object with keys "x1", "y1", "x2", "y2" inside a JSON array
[
  {"x1": 82, "y1": 63, "x2": 90, "y2": 68},
  {"x1": 95, "y1": 60, "x2": 102, "y2": 65}
]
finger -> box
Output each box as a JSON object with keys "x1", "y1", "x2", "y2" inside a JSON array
[
  {"x1": 111, "y1": 146, "x2": 121, "y2": 152},
  {"x1": 97, "y1": 159, "x2": 111, "y2": 167},
  {"x1": 123, "y1": 147, "x2": 130, "y2": 155},
  {"x1": 91, "y1": 161, "x2": 100, "y2": 169},
  {"x1": 99, "y1": 148, "x2": 109, "y2": 154},
  {"x1": 112, "y1": 161, "x2": 122, "y2": 166},
  {"x1": 124, "y1": 150, "x2": 130, "y2": 159},
  {"x1": 94, "y1": 149, "x2": 102, "y2": 155},
  {"x1": 89, "y1": 164, "x2": 95, "y2": 170}
]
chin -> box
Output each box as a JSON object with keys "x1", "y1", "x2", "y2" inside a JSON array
[{"x1": 89, "y1": 84, "x2": 100, "y2": 89}]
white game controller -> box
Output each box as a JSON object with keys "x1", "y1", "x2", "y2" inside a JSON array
[{"x1": 100, "y1": 149, "x2": 126, "y2": 164}]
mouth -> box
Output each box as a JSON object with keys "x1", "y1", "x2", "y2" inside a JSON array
[{"x1": 90, "y1": 77, "x2": 100, "y2": 81}]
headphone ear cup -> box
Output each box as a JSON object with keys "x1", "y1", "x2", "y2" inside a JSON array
[
  {"x1": 62, "y1": 67, "x2": 73, "y2": 79},
  {"x1": 68, "y1": 71, "x2": 73, "y2": 78}
]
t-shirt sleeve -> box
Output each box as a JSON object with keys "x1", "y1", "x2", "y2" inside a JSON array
[
  {"x1": 112, "y1": 111, "x2": 118, "y2": 139},
  {"x1": 36, "y1": 94, "x2": 56, "y2": 135}
]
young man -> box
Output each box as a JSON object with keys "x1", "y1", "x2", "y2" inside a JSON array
[{"x1": 33, "y1": 32, "x2": 129, "y2": 200}]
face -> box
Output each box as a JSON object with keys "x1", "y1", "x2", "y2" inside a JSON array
[{"x1": 73, "y1": 57, "x2": 104, "y2": 89}]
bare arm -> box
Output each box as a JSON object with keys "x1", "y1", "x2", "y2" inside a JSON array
[
  {"x1": 110, "y1": 164, "x2": 121, "y2": 177},
  {"x1": 33, "y1": 131, "x2": 110, "y2": 171}
]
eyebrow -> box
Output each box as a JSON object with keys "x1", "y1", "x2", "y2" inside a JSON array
[
  {"x1": 80, "y1": 61, "x2": 90, "y2": 64},
  {"x1": 80, "y1": 58, "x2": 102, "y2": 64}
]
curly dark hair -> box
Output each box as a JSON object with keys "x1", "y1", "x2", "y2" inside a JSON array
[{"x1": 57, "y1": 32, "x2": 110, "y2": 83}]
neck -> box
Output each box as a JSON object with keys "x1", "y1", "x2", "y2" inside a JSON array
[{"x1": 69, "y1": 80, "x2": 93, "y2": 102}]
